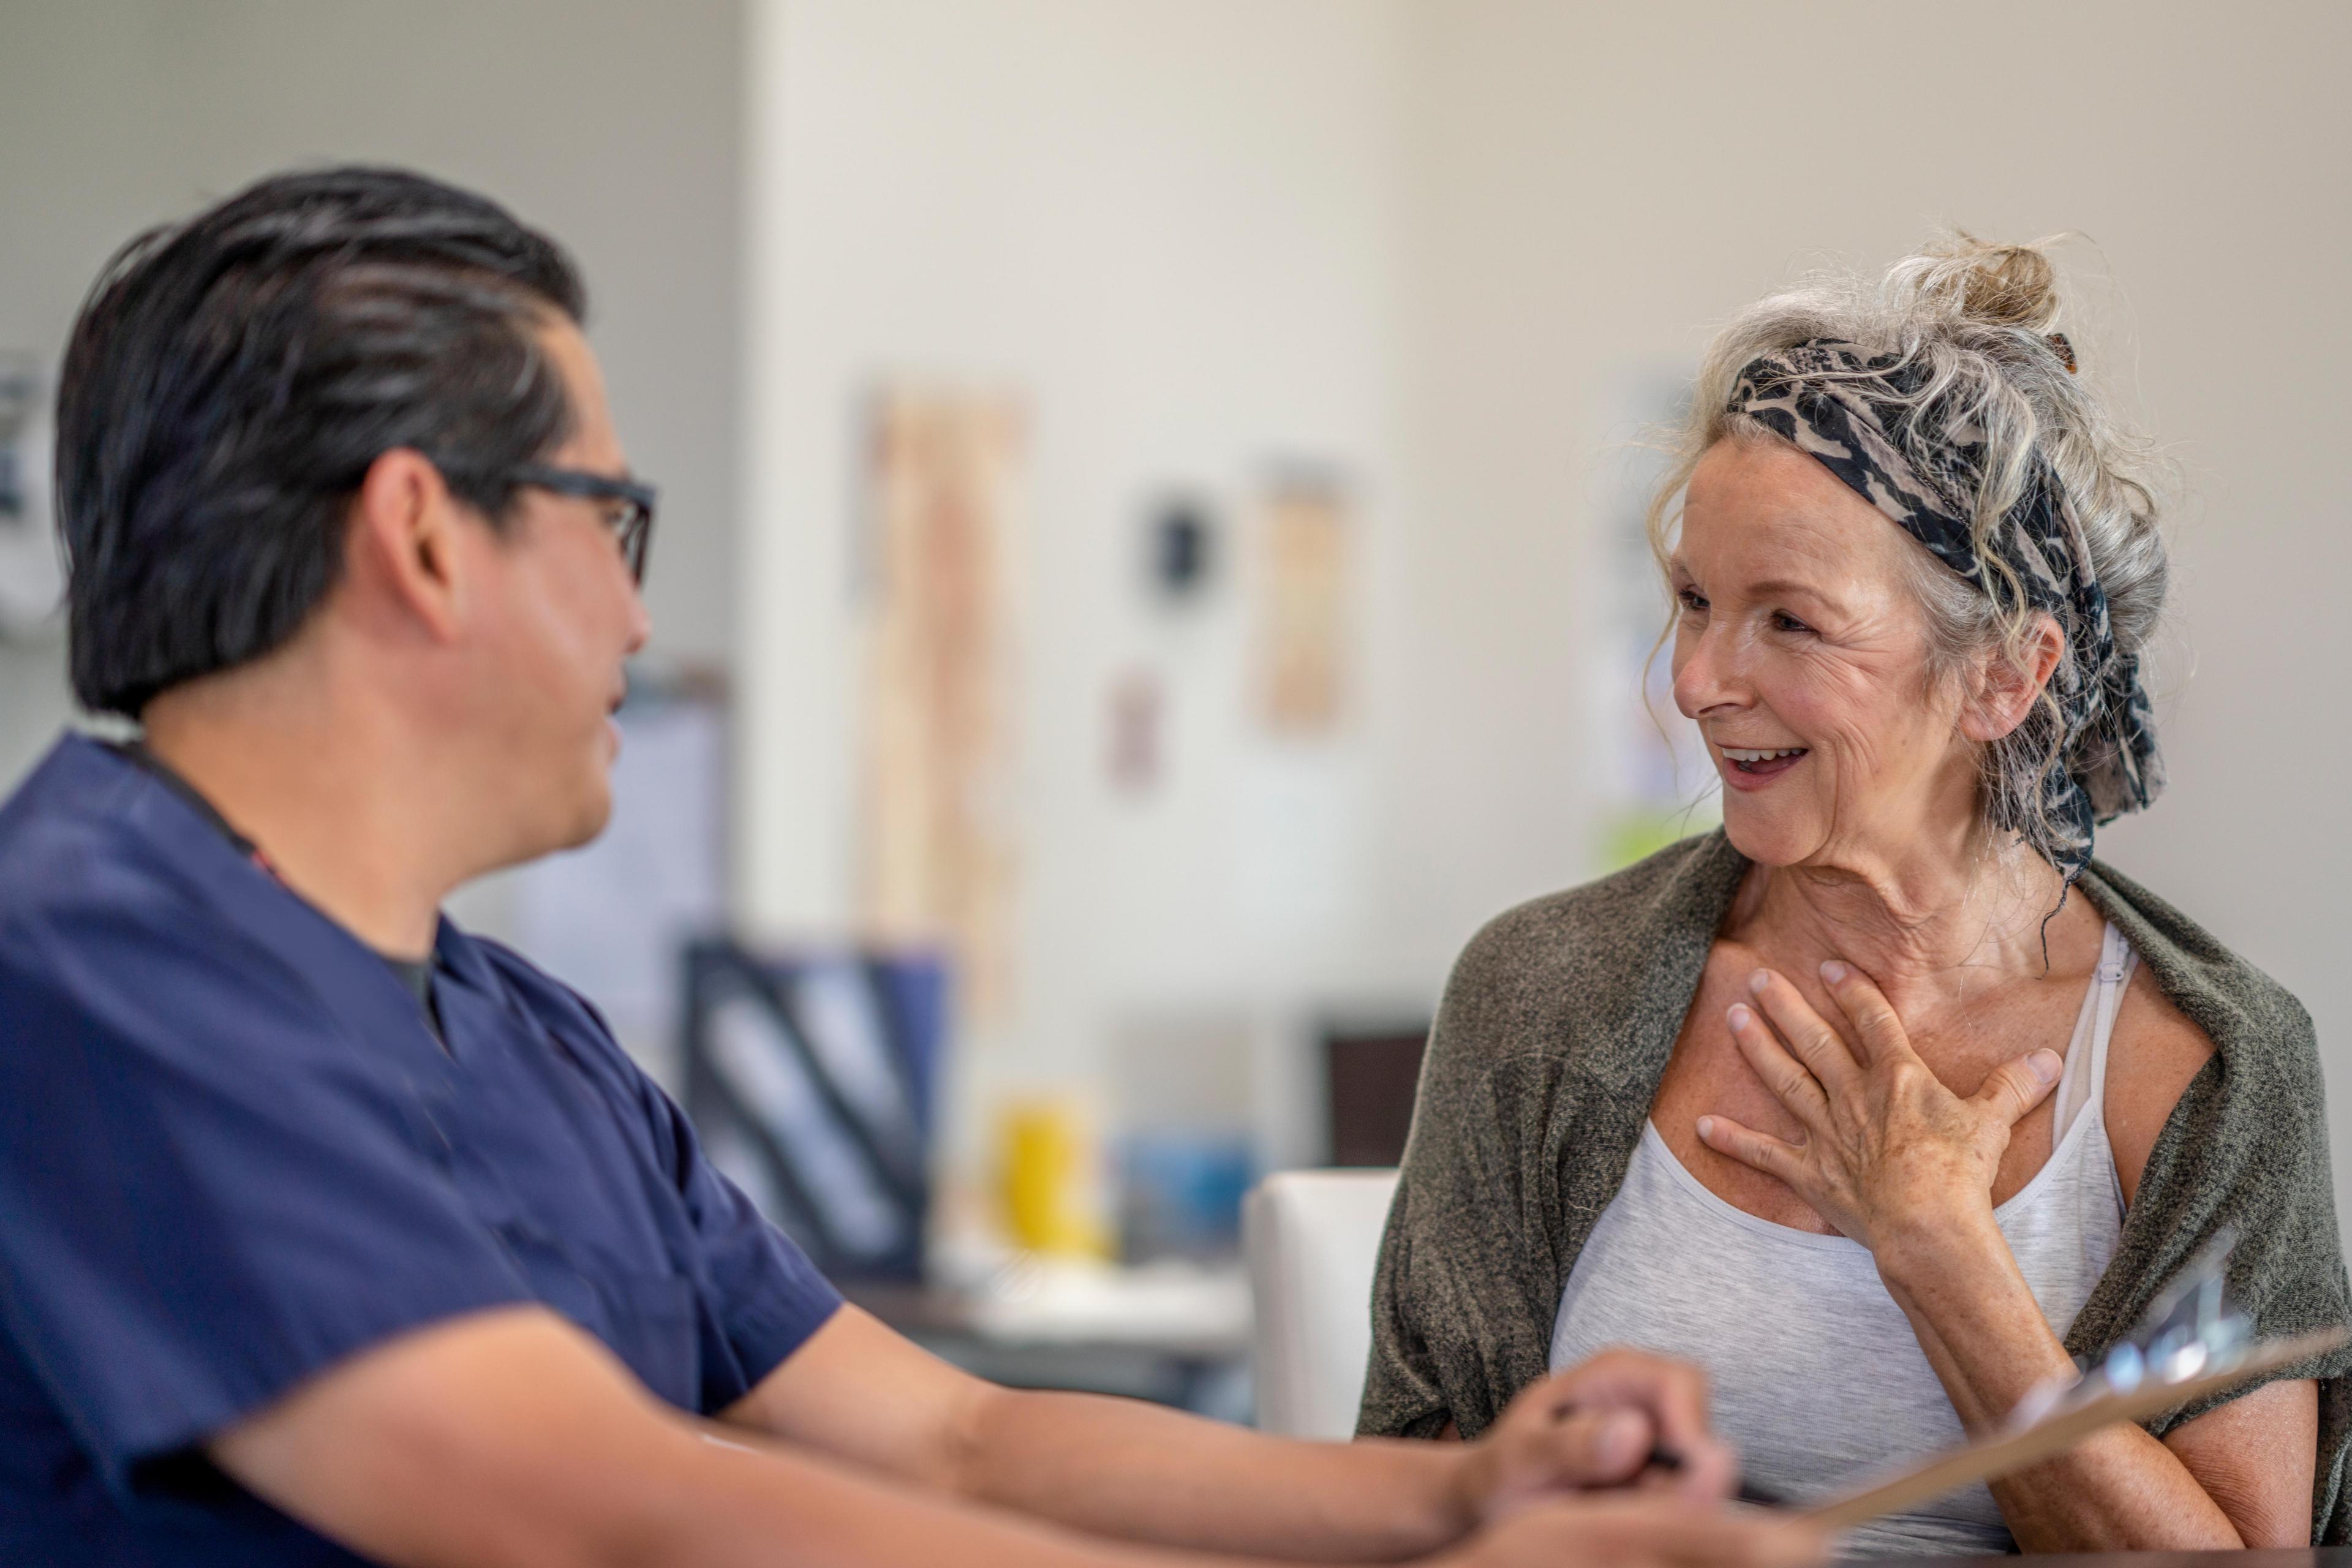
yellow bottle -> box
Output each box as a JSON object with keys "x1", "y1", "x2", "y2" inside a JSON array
[{"x1": 996, "y1": 1099, "x2": 1112, "y2": 1259}]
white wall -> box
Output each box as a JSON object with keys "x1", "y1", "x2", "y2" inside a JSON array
[
  {"x1": 0, "y1": 0, "x2": 746, "y2": 796},
  {"x1": 1392, "y1": 1, "x2": 2352, "y2": 1215},
  {"x1": 738, "y1": 0, "x2": 1417, "y2": 1164}
]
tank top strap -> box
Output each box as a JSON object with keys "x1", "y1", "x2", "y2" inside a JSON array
[
  {"x1": 2051, "y1": 921, "x2": 2135, "y2": 1145},
  {"x1": 2084, "y1": 919, "x2": 2136, "y2": 1115}
]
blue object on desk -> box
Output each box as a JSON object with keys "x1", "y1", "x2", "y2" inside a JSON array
[{"x1": 1120, "y1": 1131, "x2": 1256, "y2": 1261}]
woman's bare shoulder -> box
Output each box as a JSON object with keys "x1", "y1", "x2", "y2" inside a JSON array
[{"x1": 2106, "y1": 962, "x2": 2218, "y2": 1206}]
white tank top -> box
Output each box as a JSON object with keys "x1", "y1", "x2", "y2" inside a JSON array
[{"x1": 1548, "y1": 922, "x2": 2135, "y2": 1557}]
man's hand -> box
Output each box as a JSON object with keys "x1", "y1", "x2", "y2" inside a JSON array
[
  {"x1": 1454, "y1": 1349, "x2": 1739, "y2": 1525},
  {"x1": 1442, "y1": 1493, "x2": 1826, "y2": 1568}
]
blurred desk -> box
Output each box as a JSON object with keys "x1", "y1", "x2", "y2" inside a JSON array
[{"x1": 842, "y1": 1259, "x2": 1252, "y2": 1419}]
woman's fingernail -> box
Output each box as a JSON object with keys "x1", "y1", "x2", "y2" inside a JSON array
[
  {"x1": 1696, "y1": 1115, "x2": 1716, "y2": 1140},
  {"x1": 1747, "y1": 969, "x2": 1770, "y2": 995},
  {"x1": 1727, "y1": 1003, "x2": 1752, "y2": 1030},
  {"x1": 2029, "y1": 1049, "x2": 2062, "y2": 1083},
  {"x1": 1820, "y1": 959, "x2": 1848, "y2": 984}
]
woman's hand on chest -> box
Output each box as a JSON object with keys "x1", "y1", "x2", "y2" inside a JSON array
[
  {"x1": 1654, "y1": 953, "x2": 2066, "y2": 1237},
  {"x1": 1667, "y1": 954, "x2": 2071, "y2": 1272}
]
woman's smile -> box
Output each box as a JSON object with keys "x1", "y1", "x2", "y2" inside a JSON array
[{"x1": 1716, "y1": 744, "x2": 1810, "y2": 786}]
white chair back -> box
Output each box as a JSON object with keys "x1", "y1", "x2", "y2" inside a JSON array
[{"x1": 1243, "y1": 1168, "x2": 1401, "y2": 1438}]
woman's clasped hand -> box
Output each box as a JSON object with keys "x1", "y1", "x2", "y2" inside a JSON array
[
  {"x1": 1698, "y1": 960, "x2": 2063, "y2": 1273},
  {"x1": 1438, "y1": 1349, "x2": 1822, "y2": 1568}
]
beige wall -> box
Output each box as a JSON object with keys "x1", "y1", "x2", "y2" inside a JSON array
[
  {"x1": 737, "y1": 0, "x2": 2352, "y2": 1186},
  {"x1": 0, "y1": 6, "x2": 179, "y2": 783},
  {"x1": 1389, "y1": 1, "x2": 2352, "y2": 1214},
  {"x1": 0, "y1": 0, "x2": 746, "y2": 799},
  {"x1": 737, "y1": 0, "x2": 1418, "y2": 1163}
]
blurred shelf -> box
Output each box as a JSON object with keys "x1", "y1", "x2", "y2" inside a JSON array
[{"x1": 840, "y1": 1260, "x2": 1253, "y2": 1419}]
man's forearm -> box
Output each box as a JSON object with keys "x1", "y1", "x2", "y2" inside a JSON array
[
  {"x1": 953, "y1": 1385, "x2": 1472, "y2": 1563},
  {"x1": 608, "y1": 1421, "x2": 1330, "y2": 1568},
  {"x1": 217, "y1": 1310, "x2": 1331, "y2": 1568}
]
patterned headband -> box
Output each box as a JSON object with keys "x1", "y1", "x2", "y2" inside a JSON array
[{"x1": 1725, "y1": 338, "x2": 2161, "y2": 883}]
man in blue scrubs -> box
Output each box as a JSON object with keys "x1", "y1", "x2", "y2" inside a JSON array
[{"x1": 0, "y1": 168, "x2": 1816, "y2": 1568}]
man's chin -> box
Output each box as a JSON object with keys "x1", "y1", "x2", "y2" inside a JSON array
[
  {"x1": 527, "y1": 776, "x2": 616, "y2": 861},
  {"x1": 561, "y1": 786, "x2": 616, "y2": 851}
]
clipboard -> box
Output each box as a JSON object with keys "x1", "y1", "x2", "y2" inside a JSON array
[{"x1": 1800, "y1": 1325, "x2": 2348, "y2": 1529}]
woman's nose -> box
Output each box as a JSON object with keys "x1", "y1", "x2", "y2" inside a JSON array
[{"x1": 1673, "y1": 622, "x2": 1747, "y2": 719}]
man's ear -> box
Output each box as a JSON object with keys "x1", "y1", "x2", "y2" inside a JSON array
[
  {"x1": 345, "y1": 448, "x2": 469, "y2": 643},
  {"x1": 1959, "y1": 612, "x2": 2065, "y2": 743}
]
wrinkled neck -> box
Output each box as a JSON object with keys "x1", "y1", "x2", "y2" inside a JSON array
[{"x1": 1726, "y1": 834, "x2": 2076, "y2": 1011}]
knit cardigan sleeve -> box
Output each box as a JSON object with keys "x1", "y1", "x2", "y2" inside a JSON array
[
  {"x1": 1357, "y1": 912, "x2": 1559, "y2": 1439},
  {"x1": 1358, "y1": 834, "x2": 1743, "y2": 1440},
  {"x1": 2068, "y1": 863, "x2": 2352, "y2": 1542}
]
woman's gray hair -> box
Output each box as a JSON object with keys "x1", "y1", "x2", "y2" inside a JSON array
[{"x1": 1646, "y1": 235, "x2": 2170, "y2": 872}]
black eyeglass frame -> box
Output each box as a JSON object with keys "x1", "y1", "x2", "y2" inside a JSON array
[{"x1": 505, "y1": 461, "x2": 658, "y2": 584}]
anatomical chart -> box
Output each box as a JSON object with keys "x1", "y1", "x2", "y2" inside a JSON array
[{"x1": 858, "y1": 387, "x2": 1024, "y2": 1028}]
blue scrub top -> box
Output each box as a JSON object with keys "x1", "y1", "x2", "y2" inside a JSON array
[{"x1": 0, "y1": 736, "x2": 843, "y2": 1566}]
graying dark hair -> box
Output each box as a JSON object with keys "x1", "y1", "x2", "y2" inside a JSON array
[{"x1": 56, "y1": 165, "x2": 586, "y2": 718}]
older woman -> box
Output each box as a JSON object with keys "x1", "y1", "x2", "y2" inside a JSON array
[{"x1": 1360, "y1": 239, "x2": 2352, "y2": 1555}]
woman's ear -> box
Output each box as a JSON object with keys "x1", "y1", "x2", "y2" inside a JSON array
[{"x1": 1959, "y1": 613, "x2": 2065, "y2": 743}]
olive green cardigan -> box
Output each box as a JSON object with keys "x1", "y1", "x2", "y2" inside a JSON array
[{"x1": 1359, "y1": 831, "x2": 2352, "y2": 1542}]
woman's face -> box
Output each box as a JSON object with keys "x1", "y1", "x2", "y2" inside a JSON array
[{"x1": 1670, "y1": 436, "x2": 1982, "y2": 871}]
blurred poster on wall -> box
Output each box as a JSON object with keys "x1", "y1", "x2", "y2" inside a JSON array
[
  {"x1": 1254, "y1": 473, "x2": 1351, "y2": 738},
  {"x1": 858, "y1": 387, "x2": 1023, "y2": 1027}
]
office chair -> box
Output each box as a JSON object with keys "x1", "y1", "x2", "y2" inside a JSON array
[{"x1": 1242, "y1": 1169, "x2": 1401, "y2": 1438}]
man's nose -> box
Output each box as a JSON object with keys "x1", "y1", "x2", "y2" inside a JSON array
[{"x1": 622, "y1": 589, "x2": 652, "y2": 658}]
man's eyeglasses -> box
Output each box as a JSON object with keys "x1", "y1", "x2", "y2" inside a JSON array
[{"x1": 507, "y1": 462, "x2": 658, "y2": 585}]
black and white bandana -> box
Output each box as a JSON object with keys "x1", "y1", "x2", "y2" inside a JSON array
[{"x1": 1726, "y1": 337, "x2": 2161, "y2": 883}]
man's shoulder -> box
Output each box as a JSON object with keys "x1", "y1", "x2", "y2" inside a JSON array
[
  {"x1": 456, "y1": 930, "x2": 684, "y2": 1156},
  {"x1": 0, "y1": 737, "x2": 380, "y2": 1080},
  {"x1": 463, "y1": 931, "x2": 647, "y2": 1077},
  {"x1": 466, "y1": 932, "x2": 610, "y2": 1027},
  {"x1": 0, "y1": 735, "x2": 195, "y2": 935}
]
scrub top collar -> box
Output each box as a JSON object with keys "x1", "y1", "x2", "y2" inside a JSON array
[
  {"x1": 73, "y1": 735, "x2": 453, "y2": 1057},
  {"x1": 430, "y1": 910, "x2": 505, "y2": 1002},
  {"x1": 106, "y1": 739, "x2": 262, "y2": 859}
]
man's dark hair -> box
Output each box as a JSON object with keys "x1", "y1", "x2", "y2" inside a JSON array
[{"x1": 55, "y1": 165, "x2": 588, "y2": 716}]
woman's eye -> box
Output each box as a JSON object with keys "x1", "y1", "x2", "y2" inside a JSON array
[
  {"x1": 1771, "y1": 611, "x2": 1812, "y2": 634},
  {"x1": 1676, "y1": 587, "x2": 1708, "y2": 613}
]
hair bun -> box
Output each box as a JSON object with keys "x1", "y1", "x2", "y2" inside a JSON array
[{"x1": 1904, "y1": 233, "x2": 2064, "y2": 335}]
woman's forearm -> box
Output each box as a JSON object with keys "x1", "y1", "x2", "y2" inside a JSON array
[
  {"x1": 958, "y1": 1385, "x2": 1472, "y2": 1562},
  {"x1": 1876, "y1": 1219, "x2": 2242, "y2": 1552}
]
